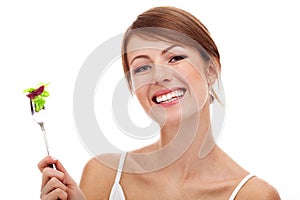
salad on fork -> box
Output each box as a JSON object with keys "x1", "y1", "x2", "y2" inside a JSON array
[{"x1": 24, "y1": 83, "x2": 56, "y2": 169}]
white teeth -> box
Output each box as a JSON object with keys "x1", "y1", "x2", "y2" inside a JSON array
[
  {"x1": 155, "y1": 89, "x2": 185, "y2": 103},
  {"x1": 157, "y1": 96, "x2": 162, "y2": 103},
  {"x1": 167, "y1": 93, "x2": 172, "y2": 99}
]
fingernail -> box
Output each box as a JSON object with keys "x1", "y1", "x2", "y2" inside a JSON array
[{"x1": 51, "y1": 156, "x2": 58, "y2": 161}]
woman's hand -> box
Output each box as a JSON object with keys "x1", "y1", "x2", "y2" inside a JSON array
[{"x1": 38, "y1": 156, "x2": 86, "y2": 200}]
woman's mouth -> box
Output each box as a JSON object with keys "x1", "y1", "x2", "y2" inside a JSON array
[{"x1": 152, "y1": 88, "x2": 186, "y2": 104}]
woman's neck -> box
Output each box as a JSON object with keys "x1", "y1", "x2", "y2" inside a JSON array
[
  {"x1": 159, "y1": 102, "x2": 213, "y2": 150},
  {"x1": 126, "y1": 102, "x2": 219, "y2": 174},
  {"x1": 156, "y1": 102, "x2": 217, "y2": 169}
]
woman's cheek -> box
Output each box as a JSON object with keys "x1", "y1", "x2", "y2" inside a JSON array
[
  {"x1": 135, "y1": 89, "x2": 151, "y2": 111},
  {"x1": 180, "y1": 66, "x2": 209, "y2": 106}
]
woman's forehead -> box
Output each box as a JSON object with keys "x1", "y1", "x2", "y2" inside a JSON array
[{"x1": 126, "y1": 34, "x2": 183, "y2": 54}]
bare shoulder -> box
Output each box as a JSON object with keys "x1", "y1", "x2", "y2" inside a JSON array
[
  {"x1": 79, "y1": 154, "x2": 120, "y2": 200},
  {"x1": 236, "y1": 176, "x2": 281, "y2": 200}
]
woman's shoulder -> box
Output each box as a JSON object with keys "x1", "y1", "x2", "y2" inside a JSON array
[
  {"x1": 236, "y1": 176, "x2": 281, "y2": 200},
  {"x1": 82, "y1": 153, "x2": 121, "y2": 175},
  {"x1": 79, "y1": 153, "x2": 121, "y2": 199}
]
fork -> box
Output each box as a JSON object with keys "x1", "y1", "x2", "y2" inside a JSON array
[{"x1": 30, "y1": 99, "x2": 56, "y2": 169}]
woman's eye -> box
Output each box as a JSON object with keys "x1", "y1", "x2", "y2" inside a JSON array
[
  {"x1": 169, "y1": 55, "x2": 187, "y2": 63},
  {"x1": 133, "y1": 65, "x2": 152, "y2": 74}
]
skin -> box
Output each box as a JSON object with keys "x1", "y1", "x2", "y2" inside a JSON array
[{"x1": 38, "y1": 35, "x2": 281, "y2": 200}]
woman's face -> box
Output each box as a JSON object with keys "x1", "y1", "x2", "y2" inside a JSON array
[{"x1": 126, "y1": 35, "x2": 210, "y2": 125}]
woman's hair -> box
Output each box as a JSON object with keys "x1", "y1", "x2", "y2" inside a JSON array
[{"x1": 122, "y1": 6, "x2": 221, "y2": 92}]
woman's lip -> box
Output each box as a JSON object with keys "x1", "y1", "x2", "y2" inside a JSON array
[
  {"x1": 151, "y1": 87, "x2": 187, "y2": 104},
  {"x1": 153, "y1": 88, "x2": 174, "y2": 98},
  {"x1": 152, "y1": 87, "x2": 185, "y2": 98}
]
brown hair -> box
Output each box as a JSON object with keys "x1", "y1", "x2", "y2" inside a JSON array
[{"x1": 122, "y1": 6, "x2": 221, "y2": 92}]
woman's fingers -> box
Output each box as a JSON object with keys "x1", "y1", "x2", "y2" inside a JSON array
[
  {"x1": 41, "y1": 166, "x2": 65, "y2": 189},
  {"x1": 38, "y1": 156, "x2": 58, "y2": 172},
  {"x1": 38, "y1": 156, "x2": 85, "y2": 199},
  {"x1": 40, "y1": 187, "x2": 68, "y2": 200},
  {"x1": 38, "y1": 156, "x2": 75, "y2": 182},
  {"x1": 54, "y1": 159, "x2": 78, "y2": 186},
  {"x1": 41, "y1": 177, "x2": 67, "y2": 194},
  {"x1": 40, "y1": 177, "x2": 67, "y2": 198}
]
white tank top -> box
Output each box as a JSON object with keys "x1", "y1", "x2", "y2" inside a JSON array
[
  {"x1": 109, "y1": 152, "x2": 255, "y2": 200},
  {"x1": 108, "y1": 152, "x2": 127, "y2": 200}
]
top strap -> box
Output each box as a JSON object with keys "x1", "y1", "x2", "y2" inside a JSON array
[
  {"x1": 228, "y1": 174, "x2": 255, "y2": 200},
  {"x1": 114, "y1": 152, "x2": 127, "y2": 184}
]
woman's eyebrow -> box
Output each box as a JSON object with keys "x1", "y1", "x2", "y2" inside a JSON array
[
  {"x1": 161, "y1": 44, "x2": 183, "y2": 55},
  {"x1": 130, "y1": 55, "x2": 150, "y2": 65},
  {"x1": 129, "y1": 44, "x2": 184, "y2": 65}
]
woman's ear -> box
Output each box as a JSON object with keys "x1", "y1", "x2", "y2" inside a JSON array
[{"x1": 207, "y1": 63, "x2": 218, "y2": 86}]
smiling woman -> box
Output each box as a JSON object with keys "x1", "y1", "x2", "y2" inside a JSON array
[
  {"x1": 38, "y1": 6, "x2": 281, "y2": 200},
  {"x1": 125, "y1": 34, "x2": 210, "y2": 126}
]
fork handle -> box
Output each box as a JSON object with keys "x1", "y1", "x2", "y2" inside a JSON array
[{"x1": 49, "y1": 163, "x2": 57, "y2": 170}]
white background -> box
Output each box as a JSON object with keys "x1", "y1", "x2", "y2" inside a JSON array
[{"x1": 1, "y1": 0, "x2": 299, "y2": 199}]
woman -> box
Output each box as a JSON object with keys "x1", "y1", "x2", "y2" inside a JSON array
[{"x1": 38, "y1": 6, "x2": 280, "y2": 199}]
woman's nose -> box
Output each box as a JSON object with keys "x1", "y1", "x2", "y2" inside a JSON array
[
  {"x1": 155, "y1": 77, "x2": 172, "y2": 85},
  {"x1": 152, "y1": 65, "x2": 173, "y2": 85}
]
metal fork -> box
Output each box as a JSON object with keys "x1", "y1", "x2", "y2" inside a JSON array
[{"x1": 30, "y1": 99, "x2": 56, "y2": 169}]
